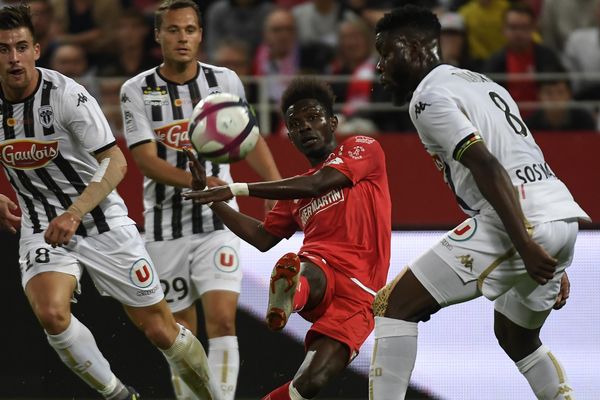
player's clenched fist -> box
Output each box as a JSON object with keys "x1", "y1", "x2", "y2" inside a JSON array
[
  {"x1": 44, "y1": 211, "x2": 81, "y2": 247},
  {"x1": 0, "y1": 194, "x2": 20, "y2": 234}
]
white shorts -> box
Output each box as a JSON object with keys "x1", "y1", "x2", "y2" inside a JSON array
[
  {"x1": 19, "y1": 225, "x2": 164, "y2": 308},
  {"x1": 410, "y1": 217, "x2": 579, "y2": 328},
  {"x1": 146, "y1": 230, "x2": 242, "y2": 312}
]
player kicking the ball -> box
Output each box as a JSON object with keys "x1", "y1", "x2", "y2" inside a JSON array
[
  {"x1": 0, "y1": 4, "x2": 217, "y2": 399},
  {"x1": 369, "y1": 5, "x2": 590, "y2": 399},
  {"x1": 183, "y1": 77, "x2": 392, "y2": 399}
]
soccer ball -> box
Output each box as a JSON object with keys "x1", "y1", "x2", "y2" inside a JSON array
[{"x1": 188, "y1": 92, "x2": 260, "y2": 163}]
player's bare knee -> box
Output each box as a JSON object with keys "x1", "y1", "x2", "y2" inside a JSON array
[
  {"x1": 206, "y1": 318, "x2": 236, "y2": 338},
  {"x1": 35, "y1": 303, "x2": 71, "y2": 333},
  {"x1": 143, "y1": 321, "x2": 177, "y2": 349}
]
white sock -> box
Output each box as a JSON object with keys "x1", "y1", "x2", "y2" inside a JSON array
[
  {"x1": 516, "y1": 345, "x2": 575, "y2": 399},
  {"x1": 167, "y1": 359, "x2": 198, "y2": 400},
  {"x1": 46, "y1": 315, "x2": 125, "y2": 398},
  {"x1": 208, "y1": 336, "x2": 239, "y2": 400},
  {"x1": 369, "y1": 316, "x2": 418, "y2": 400},
  {"x1": 162, "y1": 324, "x2": 219, "y2": 399},
  {"x1": 289, "y1": 382, "x2": 309, "y2": 400}
]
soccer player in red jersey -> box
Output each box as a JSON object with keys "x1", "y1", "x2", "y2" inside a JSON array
[{"x1": 183, "y1": 77, "x2": 392, "y2": 399}]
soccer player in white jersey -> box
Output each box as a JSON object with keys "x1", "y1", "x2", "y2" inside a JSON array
[
  {"x1": 369, "y1": 5, "x2": 590, "y2": 400},
  {"x1": 119, "y1": 1, "x2": 281, "y2": 399},
  {"x1": 0, "y1": 5, "x2": 220, "y2": 399}
]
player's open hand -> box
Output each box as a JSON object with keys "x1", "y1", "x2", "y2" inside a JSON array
[
  {"x1": 182, "y1": 185, "x2": 234, "y2": 204},
  {"x1": 184, "y1": 148, "x2": 206, "y2": 190},
  {"x1": 553, "y1": 272, "x2": 570, "y2": 310},
  {"x1": 0, "y1": 194, "x2": 20, "y2": 234},
  {"x1": 519, "y1": 239, "x2": 558, "y2": 285},
  {"x1": 44, "y1": 211, "x2": 81, "y2": 247}
]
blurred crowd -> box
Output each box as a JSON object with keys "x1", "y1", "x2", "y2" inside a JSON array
[{"x1": 5, "y1": 0, "x2": 600, "y2": 135}]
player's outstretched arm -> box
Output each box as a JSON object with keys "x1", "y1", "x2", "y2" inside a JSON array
[
  {"x1": 45, "y1": 144, "x2": 127, "y2": 247},
  {"x1": 459, "y1": 140, "x2": 558, "y2": 285},
  {"x1": 183, "y1": 166, "x2": 352, "y2": 203},
  {"x1": 184, "y1": 148, "x2": 281, "y2": 251},
  {"x1": 0, "y1": 194, "x2": 20, "y2": 234}
]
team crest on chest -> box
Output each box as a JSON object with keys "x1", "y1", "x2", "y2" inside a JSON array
[
  {"x1": 0, "y1": 139, "x2": 59, "y2": 170},
  {"x1": 38, "y1": 105, "x2": 54, "y2": 128}
]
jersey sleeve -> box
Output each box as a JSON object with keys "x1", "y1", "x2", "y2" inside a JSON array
[
  {"x1": 262, "y1": 200, "x2": 298, "y2": 239},
  {"x1": 60, "y1": 82, "x2": 116, "y2": 154},
  {"x1": 410, "y1": 90, "x2": 482, "y2": 161},
  {"x1": 119, "y1": 78, "x2": 155, "y2": 149},
  {"x1": 322, "y1": 136, "x2": 385, "y2": 185}
]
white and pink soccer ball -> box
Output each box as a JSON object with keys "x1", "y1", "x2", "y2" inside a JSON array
[{"x1": 188, "y1": 92, "x2": 260, "y2": 163}]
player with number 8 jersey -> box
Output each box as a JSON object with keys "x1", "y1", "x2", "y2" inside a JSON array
[{"x1": 370, "y1": 5, "x2": 590, "y2": 399}]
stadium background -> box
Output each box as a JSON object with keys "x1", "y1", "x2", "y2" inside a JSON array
[{"x1": 1, "y1": 0, "x2": 600, "y2": 398}]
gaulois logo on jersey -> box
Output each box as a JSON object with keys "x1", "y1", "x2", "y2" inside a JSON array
[
  {"x1": 154, "y1": 121, "x2": 190, "y2": 150},
  {"x1": 0, "y1": 139, "x2": 59, "y2": 170},
  {"x1": 299, "y1": 189, "x2": 344, "y2": 226}
]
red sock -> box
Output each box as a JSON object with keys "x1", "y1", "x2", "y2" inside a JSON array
[
  {"x1": 261, "y1": 381, "x2": 291, "y2": 400},
  {"x1": 293, "y1": 275, "x2": 310, "y2": 312}
]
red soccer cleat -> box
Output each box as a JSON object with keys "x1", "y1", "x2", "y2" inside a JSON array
[{"x1": 266, "y1": 253, "x2": 301, "y2": 331}]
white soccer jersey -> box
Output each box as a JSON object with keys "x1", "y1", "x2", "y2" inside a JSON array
[
  {"x1": 120, "y1": 62, "x2": 244, "y2": 242},
  {"x1": 409, "y1": 64, "x2": 590, "y2": 224},
  {"x1": 0, "y1": 68, "x2": 133, "y2": 238}
]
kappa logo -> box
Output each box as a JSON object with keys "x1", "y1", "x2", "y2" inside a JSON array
[
  {"x1": 448, "y1": 219, "x2": 478, "y2": 242},
  {"x1": 130, "y1": 258, "x2": 155, "y2": 288},
  {"x1": 414, "y1": 101, "x2": 431, "y2": 119},
  {"x1": 0, "y1": 139, "x2": 59, "y2": 170},
  {"x1": 214, "y1": 246, "x2": 239, "y2": 272},
  {"x1": 154, "y1": 121, "x2": 190, "y2": 150},
  {"x1": 38, "y1": 105, "x2": 54, "y2": 128},
  {"x1": 456, "y1": 254, "x2": 474, "y2": 271},
  {"x1": 76, "y1": 93, "x2": 88, "y2": 107},
  {"x1": 121, "y1": 93, "x2": 131, "y2": 103}
]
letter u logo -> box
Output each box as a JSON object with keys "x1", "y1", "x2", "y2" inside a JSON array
[
  {"x1": 220, "y1": 254, "x2": 234, "y2": 267},
  {"x1": 136, "y1": 265, "x2": 150, "y2": 282}
]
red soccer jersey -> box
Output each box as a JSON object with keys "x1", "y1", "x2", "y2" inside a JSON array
[{"x1": 263, "y1": 136, "x2": 392, "y2": 292}]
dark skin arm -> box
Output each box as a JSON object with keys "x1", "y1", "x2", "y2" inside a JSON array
[
  {"x1": 184, "y1": 149, "x2": 283, "y2": 252},
  {"x1": 183, "y1": 157, "x2": 352, "y2": 204},
  {"x1": 459, "y1": 141, "x2": 558, "y2": 285}
]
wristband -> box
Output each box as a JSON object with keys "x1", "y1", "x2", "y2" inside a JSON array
[{"x1": 229, "y1": 182, "x2": 249, "y2": 196}]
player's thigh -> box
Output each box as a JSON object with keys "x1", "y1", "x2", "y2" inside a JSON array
[
  {"x1": 19, "y1": 234, "x2": 83, "y2": 308},
  {"x1": 494, "y1": 219, "x2": 579, "y2": 331},
  {"x1": 190, "y1": 230, "x2": 242, "y2": 297},
  {"x1": 407, "y1": 249, "x2": 481, "y2": 309},
  {"x1": 308, "y1": 272, "x2": 373, "y2": 361},
  {"x1": 76, "y1": 225, "x2": 164, "y2": 307},
  {"x1": 146, "y1": 235, "x2": 195, "y2": 312}
]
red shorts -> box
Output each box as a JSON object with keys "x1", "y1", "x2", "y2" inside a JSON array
[{"x1": 298, "y1": 253, "x2": 375, "y2": 360}]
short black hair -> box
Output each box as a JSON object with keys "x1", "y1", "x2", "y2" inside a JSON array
[
  {"x1": 281, "y1": 77, "x2": 336, "y2": 116},
  {"x1": 375, "y1": 4, "x2": 441, "y2": 43},
  {"x1": 155, "y1": 0, "x2": 202, "y2": 31},
  {"x1": 0, "y1": 4, "x2": 35, "y2": 39}
]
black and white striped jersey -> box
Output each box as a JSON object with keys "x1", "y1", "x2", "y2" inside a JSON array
[
  {"x1": 120, "y1": 62, "x2": 243, "y2": 242},
  {"x1": 0, "y1": 68, "x2": 133, "y2": 238}
]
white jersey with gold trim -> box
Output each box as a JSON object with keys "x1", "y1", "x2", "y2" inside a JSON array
[
  {"x1": 409, "y1": 64, "x2": 590, "y2": 224},
  {"x1": 120, "y1": 62, "x2": 244, "y2": 242},
  {"x1": 0, "y1": 68, "x2": 133, "y2": 238}
]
